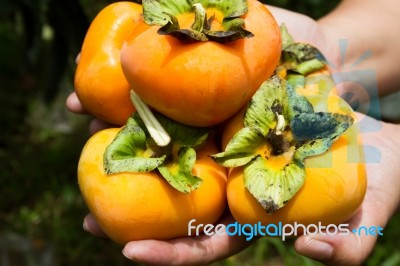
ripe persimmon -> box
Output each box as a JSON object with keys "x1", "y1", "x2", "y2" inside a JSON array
[
  {"x1": 212, "y1": 27, "x2": 367, "y2": 227},
  {"x1": 221, "y1": 88, "x2": 366, "y2": 227},
  {"x1": 74, "y1": 2, "x2": 142, "y2": 125},
  {"x1": 120, "y1": 0, "x2": 282, "y2": 126},
  {"x1": 78, "y1": 126, "x2": 227, "y2": 244}
]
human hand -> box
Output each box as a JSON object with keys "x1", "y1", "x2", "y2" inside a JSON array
[
  {"x1": 66, "y1": 92, "x2": 112, "y2": 134},
  {"x1": 295, "y1": 114, "x2": 400, "y2": 265},
  {"x1": 268, "y1": 6, "x2": 400, "y2": 265},
  {"x1": 67, "y1": 5, "x2": 400, "y2": 266},
  {"x1": 267, "y1": 6, "x2": 335, "y2": 61},
  {"x1": 83, "y1": 211, "x2": 254, "y2": 266}
]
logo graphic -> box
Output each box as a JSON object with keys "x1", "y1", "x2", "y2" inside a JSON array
[
  {"x1": 330, "y1": 39, "x2": 382, "y2": 164},
  {"x1": 188, "y1": 219, "x2": 384, "y2": 241}
]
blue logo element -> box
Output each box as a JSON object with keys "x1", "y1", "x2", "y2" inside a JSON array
[
  {"x1": 328, "y1": 39, "x2": 382, "y2": 164},
  {"x1": 351, "y1": 225, "x2": 384, "y2": 236}
]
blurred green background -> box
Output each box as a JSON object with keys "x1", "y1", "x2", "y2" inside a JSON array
[{"x1": 1, "y1": 0, "x2": 399, "y2": 265}]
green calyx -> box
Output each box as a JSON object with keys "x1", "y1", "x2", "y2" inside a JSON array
[
  {"x1": 104, "y1": 112, "x2": 209, "y2": 193},
  {"x1": 211, "y1": 75, "x2": 354, "y2": 214},
  {"x1": 278, "y1": 24, "x2": 326, "y2": 75},
  {"x1": 142, "y1": 0, "x2": 254, "y2": 43},
  {"x1": 211, "y1": 25, "x2": 354, "y2": 213}
]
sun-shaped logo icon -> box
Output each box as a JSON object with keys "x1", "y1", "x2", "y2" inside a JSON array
[
  {"x1": 330, "y1": 40, "x2": 381, "y2": 124},
  {"x1": 328, "y1": 40, "x2": 382, "y2": 163}
]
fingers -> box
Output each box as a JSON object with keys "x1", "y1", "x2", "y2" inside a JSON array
[
  {"x1": 266, "y1": 6, "x2": 324, "y2": 47},
  {"x1": 66, "y1": 53, "x2": 83, "y2": 113},
  {"x1": 75, "y1": 53, "x2": 81, "y2": 64},
  {"x1": 83, "y1": 214, "x2": 108, "y2": 238},
  {"x1": 83, "y1": 213, "x2": 253, "y2": 265},
  {"x1": 122, "y1": 216, "x2": 254, "y2": 266},
  {"x1": 66, "y1": 92, "x2": 113, "y2": 134},
  {"x1": 295, "y1": 236, "x2": 335, "y2": 262},
  {"x1": 295, "y1": 227, "x2": 376, "y2": 265},
  {"x1": 294, "y1": 204, "x2": 382, "y2": 265},
  {"x1": 89, "y1": 119, "x2": 113, "y2": 135},
  {"x1": 122, "y1": 233, "x2": 251, "y2": 266},
  {"x1": 66, "y1": 92, "x2": 86, "y2": 114}
]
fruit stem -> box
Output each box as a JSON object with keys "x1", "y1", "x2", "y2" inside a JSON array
[
  {"x1": 142, "y1": 0, "x2": 252, "y2": 43},
  {"x1": 192, "y1": 3, "x2": 206, "y2": 32},
  {"x1": 130, "y1": 90, "x2": 171, "y2": 147}
]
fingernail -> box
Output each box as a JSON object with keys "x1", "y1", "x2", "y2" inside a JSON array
[
  {"x1": 83, "y1": 219, "x2": 88, "y2": 232},
  {"x1": 122, "y1": 247, "x2": 130, "y2": 259},
  {"x1": 122, "y1": 244, "x2": 137, "y2": 260},
  {"x1": 299, "y1": 237, "x2": 334, "y2": 261}
]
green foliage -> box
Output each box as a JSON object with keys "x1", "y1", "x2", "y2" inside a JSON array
[{"x1": 211, "y1": 238, "x2": 323, "y2": 266}]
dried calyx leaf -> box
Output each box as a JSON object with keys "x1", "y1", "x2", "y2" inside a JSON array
[
  {"x1": 142, "y1": 0, "x2": 253, "y2": 43},
  {"x1": 104, "y1": 112, "x2": 209, "y2": 193},
  {"x1": 212, "y1": 75, "x2": 354, "y2": 214},
  {"x1": 277, "y1": 24, "x2": 326, "y2": 76}
]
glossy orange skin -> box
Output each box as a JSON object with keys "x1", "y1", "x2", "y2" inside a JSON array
[
  {"x1": 120, "y1": 0, "x2": 282, "y2": 126},
  {"x1": 74, "y1": 2, "x2": 142, "y2": 125},
  {"x1": 222, "y1": 83, "x2": 367, "y2": 227},
  {"x1": 78, "y1": 128, "x2": 227, "y2": 245}
]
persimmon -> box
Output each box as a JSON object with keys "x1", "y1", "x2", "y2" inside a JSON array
[
  {"x1": 120, "y1": 0, "x2": 282, "y2": 126},
  {"x1": 78, "y1": 113, "x2": 227, "y2": 244},
  {"x1": 74, "y1": 2, "x2": 142, "y2": 125},
  {"x1": 212, "y1": 30, "x2": 367, "y2": 227},
  {"x1": 218, "y1": 80, "x2": 366, "y2": 226}
]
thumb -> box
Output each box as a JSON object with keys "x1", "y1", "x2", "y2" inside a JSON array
[{"x1": 294, "y1": 206, "x2": 383, "y2": 265}]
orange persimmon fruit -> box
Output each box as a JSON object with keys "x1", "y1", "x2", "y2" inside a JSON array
[
  {"x1": 220, "y1": 75, "x2": 367, "y2": 227},
  {"x1": 74, "y1": 2, "x2": 142, "y2": 125},
  {"x1": 78, "y1": 127, "x2": 227, "y2": 244},
  {"x1": 120, "y1": 0, "x2": 282, "y2": 126}
]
